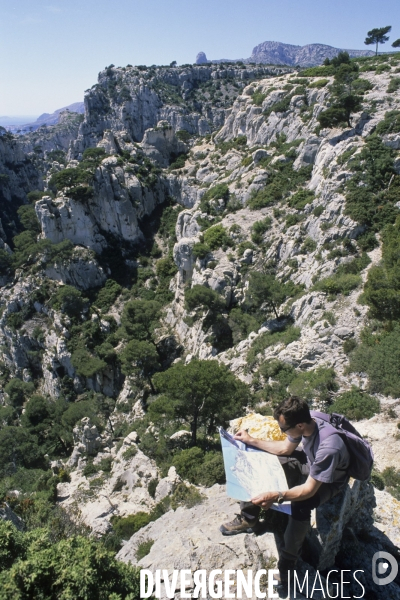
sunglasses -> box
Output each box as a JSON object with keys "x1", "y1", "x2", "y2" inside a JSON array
[{"x1": 279, "y1": 423, "x2": 295, "y2": 433}]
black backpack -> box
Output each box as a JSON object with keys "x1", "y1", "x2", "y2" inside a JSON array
[{"x1": 310, "y1": 410, "x2": 374, "y2": 481}]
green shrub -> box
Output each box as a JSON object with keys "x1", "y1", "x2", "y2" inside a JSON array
[
  {"x1": 136, "y1": 539, "x2": 154, "y2": 561},
  {"x1": 289, "y1": 367, "x2": 338, "y2": 405},
  {"x1": 169, "y1": 152, "x2": 188, "y2": 170},
  {"x1": 147, "y1": 478, "x2": 158, "y2": 498},
  {"x1": 343, "y1": 338, "x2": 357, "y2": 354},
  {"x1": 381, "y1": 466, "x2": 400, "y2": 499},
  {"x1": 314, "y1": 273, "x2": 361, "y2": 296},
  {"x1": 0, "y1": 523, "x2": 141, "y2": 599},
  {"x1": 288, "y1": 189, "x2": 314, "y2": 210},
  {"x1": 387, "y1": 77, "x2": 400, "y2": 93},
  {"x1": 349, "y1": 323, "x2": 400, "y2": 397},
  {"x1": 308, "y1": 79, "x2": 329, "y2": 88},
  {"x1": 200, "y1": 183, "x2": 230, "y2": 213},
  {"x1": 228, "y1": 308, "x2": 260, "y2": 344},
  {"x1": 313, "y1": 206, "x2": 324, "y2": 217},
  {"x1": 322, "y1": 311, "x2": 336, "y2": 325},
  {"x1": 71, "y1": 348, "x2": 106, "y2": 378},
  {"x1": 328, "y1": 388, "x2": 380, "y2": 420},
  {"x1": 184, "y1": 285, "x2": 225, "y2": 311},
  {"x1": 83, "y1": 462, "x2": 98, "y2": 477},
  {"x1": 203, "y1": 224, "x2": 233, "y2": 250},
  {"x1": 53, "y1": 286, "x2": 85, "y2": 318},
  {"x1": 300, "y1": 65, "x2": 336, "y2": 77},
  {"x1": 363, "y1": 220, "x2": 400, "y2": 320},
  {"x1": 301, "y1": 237, "x2": 317, "y2": 254},
  {"x1": 370, "y1": 470, "x2": 385, "y2": 490},
  {"x1": 94, "y1": 279, "x2": 121, "y2": 312},
  {"x1": 251, "y1": 217, "x2": 272, "y2": 244},
  {"x1": 285, "y1": 214, "x2": 301, "y2": 228},
  {"x1": 110, "y1": 512, "x2": 153, "y2": 541},
  {"x1": 252, "y1": 91, "x2": 267, "y2": 106},
  {"x1": 122, "y1": 445, "x2": 138, "y2": 460},
  {"x1": 356, "y1": 231, "x2": 378, "y2": 251},
  {"x1": 4, "y1": 379, "x2": 34, "y2": 409},
  {"x1": 241, "y1": 156, "x2": 252, "y2": 167},
  {"x1": 176, "y1": 129, "x2": 191, "y2": 142},
  {"x1": 192, "y1": 242, "x2": 210, "y2": 259},
  {"x1": 376, "y1": 110, "x2": 400, "y2": 135}
]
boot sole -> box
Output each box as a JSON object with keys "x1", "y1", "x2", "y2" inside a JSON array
[{"x1": 219, "y1": 526, "x2": 256, "y2": 536}]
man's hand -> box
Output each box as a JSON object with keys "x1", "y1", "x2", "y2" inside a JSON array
[
  {"x1": 234, "y1": 429, "x2": 253, "y2": 444},
  {"x1": 251, "y1": 491, "x2": 279, "y2": 510}
]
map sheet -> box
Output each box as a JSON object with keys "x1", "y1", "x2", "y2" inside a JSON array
[{"x1": 219, "y1": 427, "x2": 291, "y2": 515}]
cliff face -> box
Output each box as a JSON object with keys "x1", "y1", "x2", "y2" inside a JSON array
[{"x1": 1, "y1": 56, "x2": 400, "y2": 597}]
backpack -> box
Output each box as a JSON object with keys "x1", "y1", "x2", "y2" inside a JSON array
[{"x1": 310, "y1": 410, "x2": 374, "y2": 481}]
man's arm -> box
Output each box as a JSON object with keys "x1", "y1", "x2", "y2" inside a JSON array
[
  {"x1": 251, "y1": 475, "x2": 323, "y2": 509},
  {"x1": 234, "y1": 429, "x2": 299, "y2": 456}
]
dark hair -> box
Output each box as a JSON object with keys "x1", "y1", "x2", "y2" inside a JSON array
[{"x1": 274, "y1": 396, "x2": 312, "y2": 428}]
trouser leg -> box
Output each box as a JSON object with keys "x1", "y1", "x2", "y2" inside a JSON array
[{"x1": 281, "y1": 483, "x2": 340, "y2": 561}]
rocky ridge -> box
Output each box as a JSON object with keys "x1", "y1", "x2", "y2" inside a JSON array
[{"x1": 0, "y1": 54, "x2": 400, "y2": 598}]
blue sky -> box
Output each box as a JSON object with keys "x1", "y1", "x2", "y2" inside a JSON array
[{"x1": 1, "y1": 0, "x2": 400, "y2": 116}]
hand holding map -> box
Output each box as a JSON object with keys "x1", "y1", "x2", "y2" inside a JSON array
[{"x1": 219, "y1": 426, "x2": 291, "y2": 515}]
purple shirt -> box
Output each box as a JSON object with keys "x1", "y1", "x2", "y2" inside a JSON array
[{"x1": 288, "y1": 417, "x2": 350, "y2": 485}]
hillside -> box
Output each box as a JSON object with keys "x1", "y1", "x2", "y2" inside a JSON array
[{"x1": 0, "y1": 54, "x2": 400, "y2": 598}]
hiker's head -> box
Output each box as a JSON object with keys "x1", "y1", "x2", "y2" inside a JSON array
[{"x1": 274, "y1": 396, "x2": 312, "y2": 435}]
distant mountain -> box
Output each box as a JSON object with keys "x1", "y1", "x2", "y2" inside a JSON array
[
  {"x1": 196, "y1": 41, "x2": 375, "y2": 67},
  {"x1": 7, "y1": 102, "x2": 85, "y2": 133}
]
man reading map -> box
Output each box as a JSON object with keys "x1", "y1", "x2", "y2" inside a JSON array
[{"x1": 219, "y1": 396, "x2": 352, "y2": 588}]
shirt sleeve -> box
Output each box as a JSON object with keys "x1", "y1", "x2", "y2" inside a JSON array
[
  {"x1": 287, "y1": 433, "x2": 302, "y2": 444},
  {"x1": 309, "y1": 443, "x2": 342, "y2": 483}
]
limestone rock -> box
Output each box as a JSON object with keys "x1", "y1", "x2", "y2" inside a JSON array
[
  {"x1": 0, "y1": 503, "x2": 24, "y2": 531},
  {"x1": 196, "y1": 52, "x2": 209, "y2": 65},
  {"x1": 229, "y1": 413, "x2": 287, "y2": 442},
  {"x1": 154, "y1": 467, "x2": 181, "y2": 503}
]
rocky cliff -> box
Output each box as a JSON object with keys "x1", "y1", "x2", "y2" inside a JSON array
[
  {"x1": 1, "y1": 54, "x2": 400, "y2": 598},
  {"x1": 195, "y1": 41, "x2": 375, "y2": 67}
]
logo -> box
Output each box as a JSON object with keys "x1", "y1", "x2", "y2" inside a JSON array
[{"x1": 372, "y1": 551, "x2": 398, "y2": 586}]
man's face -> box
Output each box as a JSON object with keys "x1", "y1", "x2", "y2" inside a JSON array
[{"x1": 278, "y1": 415, "x2": 302, "y2": 436}]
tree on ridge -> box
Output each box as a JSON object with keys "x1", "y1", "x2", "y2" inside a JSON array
[{"x1": 364, "y1": 26, "x2": 391, "y2": 55}]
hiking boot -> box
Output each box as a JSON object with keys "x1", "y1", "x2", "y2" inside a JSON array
[
  {"x1": 276, "y1": 557, "x2": 297, "y2": 590},
  {"x1": 219, "y1": 514, "x2": 258, "y2": 536}
]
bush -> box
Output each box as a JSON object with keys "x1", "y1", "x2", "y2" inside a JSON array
[
  {"x1": 53, "y1": 286, "x2": 85, "y2": 318},
  {"x1": 200, "y1": 183, "x2": 230, "y2": 213},
  {"x1": 184, "y1": 285, "x2": 225, "y2": 311},
  {"x1": 252, "y1": 91, "x2": 267, "y2": 106},
  {"x1": 313, "y1": 206, "x2": 324, "y2": 217},
  {"x1": 356, "y1": 231, "x2": 378, "y2": 251},
  {"x1": 343, "y1": 338, "x2": 357, "y2": 354},
  {"x1": 176, "y1": 129, "x2": 191, "y2": 142},
  {"x1": 192, "y1": 242, "x2": 210, "y2": 259},
  {"x1": 301, "y1": 237, "x2": 317, "y2": 253},
  {"x1": 328, "y1": 387, "x2": 380, "y2": 420},
  {"x1": 288, "y1": 189, "x2": 314, "y2": 210},
  {"x1": 349, "y1": 323, "x2": 400, "y2": 397},
  {"x1": 203, "y1": 224, "x2": 233, "y2": 250},
  {"x1": 228, "y1": 308, "x2": 260, "y2": 344},
  {"x1": 136, "y1": 539, "x2": 154, "y2": 560},
  {"x1": 4, "y1": 379, "x2": 34, "y2": 409},
  {"x1": 308, "y1": 79, "x2": 329, "y2": 88},
  {"x1": 375, "y1": 110, "x2": 400, "y2": 135},
  {"x1": 71, "y1": 348, "x2": 106, "y2": 378},
  {"x1": 289, "y1": 367, "x2": 338, "y2": 405},
  {"x1": 251, "y1": 217, "x2": 272, "y2": 244},
  {"x1": 0, "y1": 525, "x2": 141, "y2": 599},
  {"x1": 94, "y1": 279, "x2": 121, "y2": 312},
  {"x1": 314, "y1": 273, "x2": 361, "y2": 296},
  {"x1": 387, "y1": 77, "x2": 400, "y2": 93}
]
